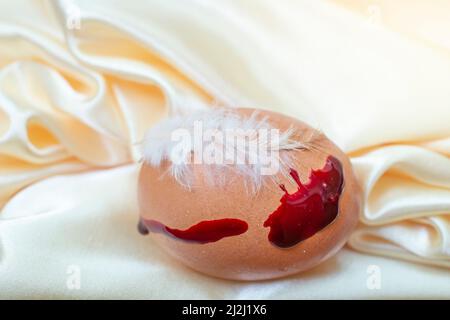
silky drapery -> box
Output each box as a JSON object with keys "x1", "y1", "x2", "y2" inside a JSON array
[{"x1": 0, "y1": 0, "x2": 449, "y2": 298}]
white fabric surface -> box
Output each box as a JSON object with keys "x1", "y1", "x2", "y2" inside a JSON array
[{"x1": 0, "y1": 0, "x2": 449, "y2": 298}]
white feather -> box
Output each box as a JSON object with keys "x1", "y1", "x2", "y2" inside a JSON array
[{"x1": 142, "y1": 108, "x2": 312, "y2": 192}]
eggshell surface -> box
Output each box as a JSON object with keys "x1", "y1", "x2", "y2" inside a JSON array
[{"x1": 138, "y1": 108, "x2": 362, "y2": 280}]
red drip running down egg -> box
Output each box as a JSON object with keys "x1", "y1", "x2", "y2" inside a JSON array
[{"x1": 138, "y1": 108, "x2": 362, "y2": 280}]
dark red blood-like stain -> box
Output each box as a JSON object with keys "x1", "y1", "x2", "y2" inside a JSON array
[
  {"x1": 263, "y1": 155, "x2": 344, "y2": 248},
  {"x1": 138, "y1": 218, "x2": 248, "y2": 244}
]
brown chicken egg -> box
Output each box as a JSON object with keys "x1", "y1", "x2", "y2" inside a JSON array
[{"x1": 138, "y1": 108, "x2": 362, "y2": 280}]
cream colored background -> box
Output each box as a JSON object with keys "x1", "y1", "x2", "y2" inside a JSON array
[{"x1": 0, "y1": 0, "x2": 449, "y2": 298}]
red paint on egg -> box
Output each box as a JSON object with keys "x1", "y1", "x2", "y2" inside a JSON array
[
  {"x1": 139, "y1": 218, "x2": 248, "y2": 244},
  {"x1": 263, "y1": 156, "x2": 344, "y2": 248}
]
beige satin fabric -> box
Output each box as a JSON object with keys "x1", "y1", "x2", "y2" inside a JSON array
[{"x1": 0, "y1": 0, "x2": 449, "y2": 298}]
